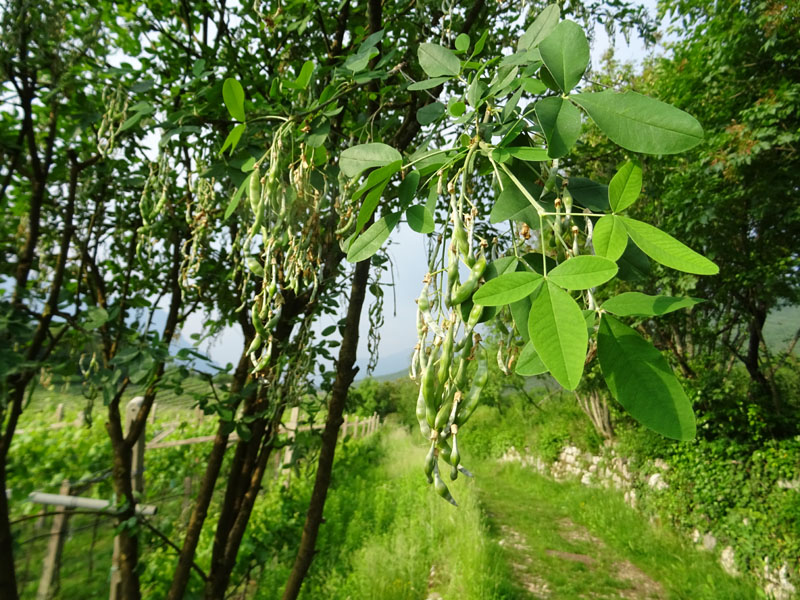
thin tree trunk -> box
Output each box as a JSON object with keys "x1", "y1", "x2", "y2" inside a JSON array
[
  {"x1": 281, "y1": 257, "x2": 371, "y2": 600},
  {"x1": 166, "y1": 349, "x2": 251, "y2": 599}
]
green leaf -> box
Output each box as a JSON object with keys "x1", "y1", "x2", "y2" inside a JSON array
[
  {"x1": 568, "y1": 177, "x2": 609, "y2": 211},
  {"x1": 119, "y1": 113, "x2": 143, "y2": 132},
  {"x1": 224, "y1": 173, "x2": 251, "y2": 221},
  {"x1": 347, "y1": 212, "x2": 400, "y2": 263},
  {"x1": 85, "y1": 307, "x2": 109, "y2": 330},
  {"x1": 344, "y1": 48, "x2": 378, "y2": 72},
  {"x1": 340, "y1": 143, "x2": 402, "y2": 179},
  {"x1": 547, "y1": 255, "x2": 618, "y2": 290},
  {"x1": 598, "y1": 315, "x2": 696, "y2": 440},
  {"x1": 295, "y1": 60, "x2": 314, "y2": 89},
  {"x1": 408, "y1": 77, "x2": 451, "y2": 91},
  {"x1": 418, "y1": 43, "x2": 461, "y2": 77},
  {"x1": 571, "y1": 91, "x2": 704, "y2": 154},
  {"x1": 515, "y1": 342, "x2": 548, "y2": 376},
  {"x1": 355, "y1": 179, "x2": 390, "y2": 233},
  {"x1": 511, "y1": 297, "x2": 532, "y2": 342},
  {"x1": 602, "y1": 292, "x2": 704, "y2": 317},
  {"x1": 352, "y1": 160, "x2": 401, "y2": 202},
  {"x1": 416, "y1": 102, "x2": 446, "y2": 125},
  {"x1": 592, "y1": 215, "x2": 628, "y2": 261},
  {"x1": 222, "y1": 78, "x2": 245, "y2": 122},
  {"x1": 473, "y1": 272, "x2": 543, "y2": 306},
  {"x1": 518, "y1": 4, "x2": 560, "y2": 51},
  {"x1": 220, "y1": 123, "x2": 246, "y2": 155},
  {"x1": 521, "y1": 78, "x2": 547, "y2": 95},
  {"x1": 608, "y1": 160, "x2": 642, "y2": 212},
  {"x1": 620, "y1": 217, "x2": 719, "y2": 275},
  {"x1": 536, "y1": 96, "x2": 581, "y2": 158},
  {"x1": 539, "y1": 20, "x2": 589, "y2": 93},
  {"x1": 506, "y1": 147, "x2": 549, "y2": 162},
  {"x1": 490, "y1": 182, "x2": 540, "y2": 225},
  {"x1": 467, "y1": 77, "x2": 486, "y2": 108},
  {"x1": 398, "y1": 170, "x2": 420, "y2": 209},
  {"x1": 455, "y1": 33, "x2": 470, "y2": 52},
  {"x1": 449, "y1": 100, "x2": 466, "y2": 117},
  {"x1": 406, "y1": 205, "x2": 435, "y2": 233},
  {"x1": 529, "y1": 280, "x2": 587, "y2": 390}
]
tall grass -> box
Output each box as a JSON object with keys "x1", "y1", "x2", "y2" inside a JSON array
[{"x1": 291, "y1": 425, "x2": 515, "y2": 600}]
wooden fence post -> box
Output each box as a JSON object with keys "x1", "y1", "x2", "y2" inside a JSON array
[
  {"x1": 36, "y1": 479, "x2": 71, "y2": 600},
  {"x1": 54, "y1": 403, "x2": 64, "y2": 423},
  {"x1": 340, "y1": 414, "x2": 348, "y2": 439},
  {"x1": 149, "y1": 402, "x2": 157, "y2": 424},
  {"x1": 110, "y1": 396, "x2": 145, "y2": 600},
  {"x1": 282, "y1": 406, "x2": 300, "y2": 487}
]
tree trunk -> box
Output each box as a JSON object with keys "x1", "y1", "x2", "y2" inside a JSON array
[
  {"x1": 281, "y1": 257, "x2": 371, "y2": 600},
  {"x1": 166, "y1": 350, "x2": 252, "y2": 600}
]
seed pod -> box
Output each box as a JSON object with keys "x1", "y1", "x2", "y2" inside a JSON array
[
  {"x1": 249, "y1": 166, "x2": 261, "y2": 214},
  {"x1": 415, "y1": 385, "x2": 431, "y2": 439},
  {"x1": 434, "y1": 459, "x2": 458, "y2": 506},
  {"x1": 424, "y1": 441, "x2": 435, "y2": 484},
  {"x1": 434, "y1": 396, "x2": 453, "y2": 430},
  {"x1": 455, "y1": 346, "x2": 489, "y2": 427},
  {"x1": 247, "y1": 333, "x2": 262, "y2": 355},
  {"x1": 450, "y1": 432, "x2": 461, "y2": 468},
  {"x1": 252, "y1": 305, "x2": 268, "y2": 338},
  {"x1": 450, "y1": 254, "x2": 487, "y2": 306},
  {"x1": 452, "y1": 211, "x2": 470, "y2": 259},
  {"x1": 437, "y1": 437, "x2": 453, "y2": 465},
  {"x1": 437, "y1": 323, "x2": 455, "y2": 386},
  {"x1": 466, "y1": 302, "x2": 484, "y2": 331},
  {"x1": 421, "y1": 348, "x2": 437, "y2": 428}
]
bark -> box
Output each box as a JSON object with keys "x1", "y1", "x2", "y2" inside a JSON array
[
  {"x1": 165, "y1": 349, "x2": 251, "y2": 600},
  {"x1": 281, "y1": 257, "x2": 371, "y2": 600}
]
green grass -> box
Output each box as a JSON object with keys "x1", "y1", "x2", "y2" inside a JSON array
[{"x1": 477, "y1": 461, "x2": 762, "y2": 600}]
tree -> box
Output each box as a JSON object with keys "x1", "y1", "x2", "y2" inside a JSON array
[
  {"x1": 1, "y1": 1, "x2": 710, "y2": 599},
  {"x1": 637, "y1": 0, "x2": 800, "y2": 420}
]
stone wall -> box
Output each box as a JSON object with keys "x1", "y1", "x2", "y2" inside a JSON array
[{"x1": 499, "y1": 443, "x2": 797, "y2": 600}]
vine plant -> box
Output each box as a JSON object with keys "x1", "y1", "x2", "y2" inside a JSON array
[{"x1": 335, "y1": 6, "x2": 718, "y2": 504}]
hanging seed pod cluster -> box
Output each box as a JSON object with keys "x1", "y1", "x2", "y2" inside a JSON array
[
  {"x1": 236, "y1": 123, "x2": 330, "y2": 377},
  {"x1": 335, "y1": 6, "x2": 718, "y2": 505},
  {"x1": 410, "y1": 147, "x2": 491, "y2": 506}
]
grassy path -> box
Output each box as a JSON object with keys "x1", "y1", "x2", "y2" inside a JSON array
[{"x1": 474, "y1": 461, "x2": 761, "y2": 600}]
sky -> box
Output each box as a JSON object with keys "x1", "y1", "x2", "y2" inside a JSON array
[{"x1": 183, "y1": 0, "x2": 666, "y2": 378}]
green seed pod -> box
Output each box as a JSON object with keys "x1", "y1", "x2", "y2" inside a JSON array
[
  {"x1": 455, "y1": 346, "x2": 489, "y2": 427},
  {"x1": 421, "y1": 349, "x2": 437, "y2": 428},
  {"x1": 249, "y1": 167, "x2": 261, "y2": 214},
  {"x1": 437, "y1": 438, "x2": 453, "y2": 465},
  {"x1": 415, "y1": 386, "x2": 431, "y2": 439},
  {"x1": 434, "y1": 460, "x2": 458, "y2": 506},
  {"x1": 247, "y1": 333, "x2": 262, "y2": 355},
  {"x1": 450, "y1": 254, "x2": 487, "y2": 306},
  {"x1": 434, "y1": 397, "x2": 453, "y2": 430},
  {"x1": 466, "y1": 302, "x2": 484, "y2": 331},
  {"x1": 252, "y1": 304, "x2": 268, "y2": 338},
  {"x1": 450, "y1": 432, "x2": 461, "y2": 468},
  {"x1": 437, "y1": 324, "x2": 455, "y2": 386},
  {"x1": 453, "y1": 212, "x2": 469, "y2": 258},
  {"x1": 450, "y1": 464, "x2": 459, "y2": 481},
  {"x1": 424, "y1": 441, "x2": 435, "y2": 484}
]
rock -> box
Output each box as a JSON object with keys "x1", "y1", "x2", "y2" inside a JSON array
[
  {"x1": 720, "y1": 546, "x2": 738, "y2": 576},
  {"x1": 702, "y1": 532, "x2": 717, "y2": 552},
  {"x1": 763, "y1": 559, "x2": 797, "y2": 600},
  {"x1": 692, "y1": 529, "x2": 701, "y2": 544},
  {"x1": 647, "y1": 473, "x2": 668, "y2": 491},
  {"x1": 653, "y1": 458, "x2": 670, "y2": 471},
  {"x1": 580, "y1": 472, "x2": 593, "y2": 486},
  {"x1": 777, "y1": 478, "x2": 800, "y2": 491}
]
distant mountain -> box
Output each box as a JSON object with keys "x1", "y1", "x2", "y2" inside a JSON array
[{"x1": 355, "y1": 348, "x2": 412, "y2": 381}]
